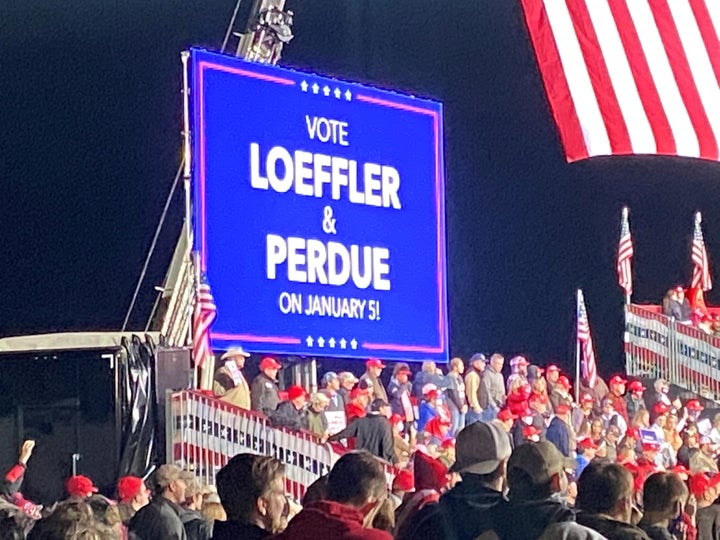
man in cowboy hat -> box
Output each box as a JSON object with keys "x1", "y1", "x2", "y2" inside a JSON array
[{"x1": 214, "y1": 346, "x2": 252, "y2": 410}]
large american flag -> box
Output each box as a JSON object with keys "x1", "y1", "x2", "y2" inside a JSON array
[
  {"x1": 192, "y1": 276, "x2": 217, "y2": 368},
  {"x1": 577, "y1": 290, "x2": 598, "y2": 389},
  {"x1": 617, "y1": 207, "x2": 634, "y2": 297},
  {"x1": 521, "y1": 0, "x2": 720, "y2": 162},
  {"x1": 692, "y1": 212, "x2": 712, "y2": 291}
]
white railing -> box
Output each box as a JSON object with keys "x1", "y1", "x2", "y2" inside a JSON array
[
  {"x1": 625, "y1": 304, "x2": 720, "y2": 402},
  {"x1": 166, "y1": 390, "x2": 400, "y2": 502}
]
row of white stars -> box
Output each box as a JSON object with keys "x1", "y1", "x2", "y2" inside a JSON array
[
  {"x1": 305, "y1": 336, "x2": 358, "y2": 349},
  {"x1": 300, "y1": 80, "x2": 352, "y2": 101}
]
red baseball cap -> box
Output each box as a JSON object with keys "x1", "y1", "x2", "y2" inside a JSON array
[
  {"x1": 441, "y1": 438, "x2": 456, "y2": 449},
  {"x1": 392, "y1": 469, "x2": 414, "y2": 492},
  {"x1": 557, "y1": 376, "x2": 571, "y2": 389},
  {"x1": 546, "y1": 364, "x2": 560, "y2": 373},
  {"x1": 642, "y1": 440, "x2": 660, "y2": 451},
  {"x1": 628, "y1": 381, "x2": 645, "y2": 392},
  {"x1": 366, "y1": 358, "x2": 386, "y2": 369},
  {"x1": 609, "y1": 375, "x2": 627, "y2": 386},
  {"x1": 66, "y1": 475, "x2": 98, "y2": 497},
  {"x1": 653, "y1": 402, "x2": 670, "y2": 415},
  {"x1": 287, "y1": 385, "x2": 306, "y2": 401},
  {"x1": 350, "y1": 387, "x2": 370, "y2": 400},
  {"x1": 259, "y1": 357, "x2": 281, "y2": 370},
  {"x1": 523, "y1": 425, "x2": 541, "y2": 438},
  {"x1": 117, "y1": 476, "x2": 144, "y2": 503},
  {"x1": 389, "y1": 413, "x2": 405, "y2": 425},
  {"x1": 555, "y1": 404, "x2": 571, "y2": 415},
  {"x1": 689, "y1": 473, "x2": 720, "y2": 497},
  {"x1": 497, "y1": 409, "x2": 517, "y2": 422},
  {"x1": 686, "y1": 399, "x2": 704, "y2": 411},
  {"x1": 578, "y1": 437, "x2": 598, "y2": 450},
  {"x1": 626, "y1": 427, "x2": 641, "y2": 440},
  {"x1": 580, "y1": 393, "x2": 594, "y2": 404}
]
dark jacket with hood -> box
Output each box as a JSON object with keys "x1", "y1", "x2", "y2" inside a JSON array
[
  {"x1": 398, "y1": 474, "x2": 504, "y2": 540},
  {"x1": 270, "y1": 401, "x2": 308, "y2": 431},
  {"x1": 576, "y1": 512, "x2": 651, "y2": 540},
  {"x1": 483, "y1": 495, "x2": 580, "y2": 540},
  {"x1": 211, "y1": 519, "x2": 269, "y2": 540},
  {"x1": 697, "y1": 502, "x2": 720, "y2": 540},
  {"x1": 180, "y1": 508, "x2": 211, "y2": 540},
  {"x1": 329, "y1": 414, "x2": 397, "y2": 464},
  {"x1": 546, "y1": 416, "x2": 572, "y2": 457},
  {"x1": 128, "y1": 496, "x2": 187, "y2": 540},
  {"x1": 251, "y1": 372, "x2": 280, "y2": 415}
]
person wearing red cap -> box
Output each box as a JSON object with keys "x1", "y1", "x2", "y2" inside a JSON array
[
  {"x1": 575, "y1": 438, "x2": 598, "y2": 477},
  {"x1": 117, "y1": 475, "x2": 151, "y2": 525},
  {"x1": 329, "y1": 399, "x2": 397, "y2": 464},
  {"x1": 685, "y1": 399, "x2": 704, "y2": 423},
  {"x1": 521, "y1": 425, "x2": 541, "y2": 443},
  {"x1": 549, "y1": 374, "x2": 573, "y2": 413},
  {"x1": 607, "y1": 375, "x2": 629, "y2": 424},
  {"x1": 394, "y1": 452, "x2": 448, "y2": 539},
  {"x1": 693, "y1": 473, "x2": 720, "y2": 539},
  {"x1": 625, "y1": 380, "x2": 648, "y2": 421},
  {"x1": 572, "y1": 392, "x2": 595, "y2": 437},
  {"x1": 346, "y1": 387, "x2": 371, "y2": 423},
  {"x1": 65, "y1": 474, "x2": 99, "y2": 499},
  {"x1": 360, "y1": 358, "x2": 388, "y2": 403},
  {"x1": 545, "y1": 364, "x2": 561, "y2": 394},
  {"x1": 546, "y1": 404, "x2": 575, "y2": 457},
  {"x1": 270, "y1": 385, "x2": 308, "y2": 431},
  {"x1": 251, "y1": 357, "x2": 282, "y2": 415}
]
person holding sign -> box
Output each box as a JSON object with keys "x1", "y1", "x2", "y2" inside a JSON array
[{"x1": 214, "y1": 346, "x2": 252, "y2": 410}]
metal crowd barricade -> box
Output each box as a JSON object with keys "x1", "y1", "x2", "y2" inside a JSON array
[
  {"x1": 166, "y1": 390, "x2": 400, "y2": 501},
  {"x1": 625, "y1": 304, "x2": 720, "y2": 402}
]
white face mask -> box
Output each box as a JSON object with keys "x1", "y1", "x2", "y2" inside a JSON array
[{"x1": 523, "y1": 416, "x2": 534, "y2": 425}]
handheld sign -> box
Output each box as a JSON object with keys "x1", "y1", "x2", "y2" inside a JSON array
[{"x1": 191, "y1": 49, "x2": 448, "y2": 362}]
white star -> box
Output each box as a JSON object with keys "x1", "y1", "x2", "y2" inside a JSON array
[
  {"x1": 318, "y1": 336, "x2": 325, "y2": 347},
  {"x1": 322, "y1": 85, "x2": 330, "y2": 97},
  {"x1": 344, "y1": 90, "x2": 352, "y2": 101},
  {"x1": 312, "y1": 83, "x2": 319, "y2": 94},
  {"x1": 300, "y1": 80, "x2": 308, "y2": 92},
  {"x1": 333, "y1": 88, "x2": 341, "y2": 99},
  {"x1": 328, "y1": 337, "x2": 336, "y2": 348},
  {"x1": 306, "y1": 336, "x2": 313, "y2": 347},
  {"x1": 339, "y1": 338, "x2": 347, "y2": 349},
  {"x1": 350, "y1": 339, "x2": 358, "y2": 350}
]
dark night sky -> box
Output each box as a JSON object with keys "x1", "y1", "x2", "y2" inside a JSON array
[{"x1": 3, "y1": 1, "x2": 720, "y2": 377}]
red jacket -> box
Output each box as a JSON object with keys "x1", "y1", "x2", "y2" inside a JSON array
[
  {"x1": 607, "y1": 391, "x2": 629, "y2": 422},
  {"x1": 272, "y1": 501, "x2": 391, "y2": 540}
]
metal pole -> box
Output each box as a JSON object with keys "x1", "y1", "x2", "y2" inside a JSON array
[{"x1": 575, "y1": 289, "x2": 581, "y2": 402}]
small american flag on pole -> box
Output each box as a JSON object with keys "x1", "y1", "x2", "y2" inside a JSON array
[
  {"x1": 617, "y1": 207, "x2": 634, "y2": 298},
  {"x1": 577, "y1": 289, "x2": 598, "y2": 389},
  {"x1": 192, "y1": 275, "x2": 217, "y2": 368},
  {"x1": 692, "y1": 212, "x2": 712, "y2": 291}
]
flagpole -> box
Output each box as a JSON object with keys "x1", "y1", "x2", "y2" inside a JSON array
[
  {"x1": 623, "y1": 207, "x2": 630, "y2": 306},
  {"x1": 575, "y1": 289, "x2": 581, "y2": 402}
]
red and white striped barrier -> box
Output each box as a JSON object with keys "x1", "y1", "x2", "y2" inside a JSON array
[
  {"x1": 166, "y1": 390, "x2": 400, "y2": 502},
  {"x1": 625, "y1": 304, "x2": 720, "y2": 401}
]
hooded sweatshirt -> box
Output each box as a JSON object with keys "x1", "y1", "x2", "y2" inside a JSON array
[
  {"x1": 484, "y1": 495, "x2": 577, "y2": 540},
  {"x1": 397, "y1": 475, "x2": 503, "y2": 540},
  {"x1": 272, "y1": 500, "x2": 391, "y2": 540}
]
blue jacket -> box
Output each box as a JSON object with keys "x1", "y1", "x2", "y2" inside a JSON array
[{"x1": 545, "y1": 417, "x2": 571, "y2": 457}]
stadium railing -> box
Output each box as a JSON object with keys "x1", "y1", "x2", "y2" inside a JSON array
[
  {"x1": 166, "y1": 390, "x2": 400, "y2": 501},
  {"x1": 625, "y1": 304, "x2": 720, "y2": 402}
]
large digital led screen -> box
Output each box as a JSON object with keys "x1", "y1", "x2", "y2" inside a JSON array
[{"x1": 191, "y1": 49, "x2": 448, "y2": 362}]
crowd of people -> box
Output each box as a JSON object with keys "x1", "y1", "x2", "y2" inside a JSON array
[
  {"x1": 6, "y1": 348, "x2": 720, "y2": 538},
  {"x1": 662, "y1": 285, "x2": 720, "y2": 335}
]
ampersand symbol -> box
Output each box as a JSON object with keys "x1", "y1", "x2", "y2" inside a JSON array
[{"x1": 322, "y1": 206, "x2": 337, "y2": 234}]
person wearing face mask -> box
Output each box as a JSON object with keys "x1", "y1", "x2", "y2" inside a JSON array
[
  {"x1": 213, "y1": 454, "x2": 289, "y2": 540},
  {"x1": 273, "y1": 450, "x2": 392, "y2": 539}
]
